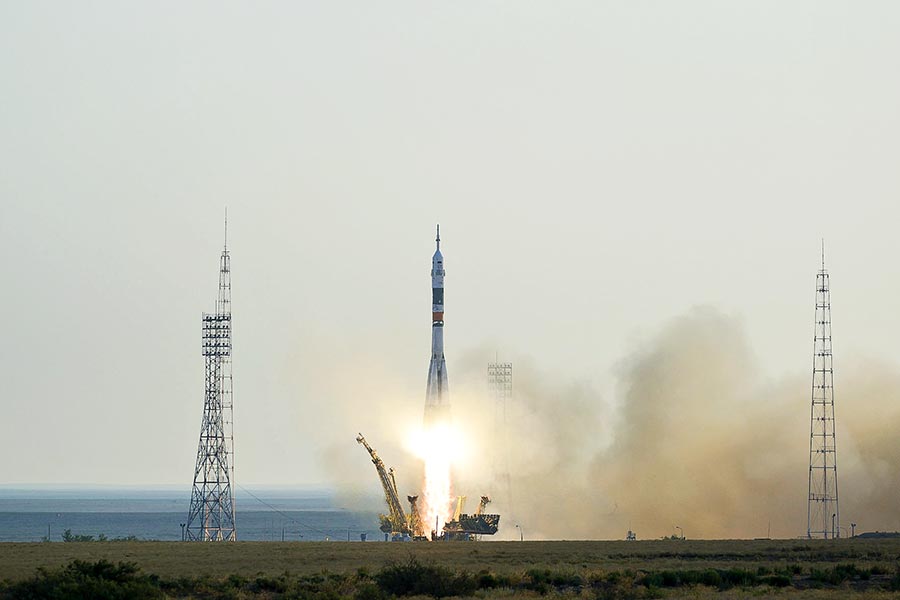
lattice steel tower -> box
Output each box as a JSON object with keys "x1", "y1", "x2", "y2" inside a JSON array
[
  {"x1": 487, "y1": 360, "x2": 513, "y2": 511},
  {"x1": 807, "y1": 244, "x2": 839, "y2": 539},
  {"x1": 186, "y1": 219, "x2": 236, "y2": 541}
]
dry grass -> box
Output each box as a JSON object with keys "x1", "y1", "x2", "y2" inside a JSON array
[
  {"x1": 0, "y1": 538, "x2": 898, "y2": 581},
  {"x1": 668, "y1": 591, "x2": 900, "y2": 599}
]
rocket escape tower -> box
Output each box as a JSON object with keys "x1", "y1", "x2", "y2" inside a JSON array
[
  {"x1": 807, "y1": 244, "x2": 839, "y2": 539},
  {"x1": 186, "y1": 219, "x2": 236, "y2": 541}
]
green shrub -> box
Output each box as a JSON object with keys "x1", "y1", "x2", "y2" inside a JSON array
[
  {"x1": 762, "y1": 574, "x2": 791, "y2": 587},
  {"x1": 5, "y1": 560, "x2": 162, "y2": 600},
  {"x1": 697, "y1": 569, "x2": 723, "y2": 588},
  {"x1": 889, "y1": 569, "x2": 900, "y2": 591},
  {"x1": 355, "y1": 581, "x2": 386, "y2": 600},
  {"x1": 477, "y1": 570, "x2": 499, "y2": 589},
  {"x1": 718, "y1": 568, "x2": 758, "y2": 588},
  {"x1": 374, "y1": 556, "x2": 476, "y2": 598},
  {"x1": 639, "y1": 568, "x2": 758, "y2": 590},
  {"x1": 809, "y1": 563, "x2": 870, "y2": 585}
]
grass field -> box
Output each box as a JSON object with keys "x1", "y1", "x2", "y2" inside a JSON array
[{"x1": 1, "y1": 538, "x2": 899, "y2": 598}]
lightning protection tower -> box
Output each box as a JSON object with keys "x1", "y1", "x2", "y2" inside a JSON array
[
  {"x1": 807, "y1": 243, "x2": 839, "y2": 539},
  {"x1": 186, "y1": 218, "x2": 236, "y2": 541}
]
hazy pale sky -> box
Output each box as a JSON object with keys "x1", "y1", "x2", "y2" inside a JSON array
[{"x1": 1, "y1": 2, "x2": 899, "y2": 488}]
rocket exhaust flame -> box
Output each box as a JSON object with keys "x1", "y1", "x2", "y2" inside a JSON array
[
  {"x1": 409, "y1": 422, "x2": 464, "y2": 533},
  {"x1": 424, "y1": 461, "x2": 451, "y2": 534}
]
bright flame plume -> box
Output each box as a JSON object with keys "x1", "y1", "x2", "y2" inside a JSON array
[{"x1": 408, "y1": 422, "x2": 466, "y2": 534}]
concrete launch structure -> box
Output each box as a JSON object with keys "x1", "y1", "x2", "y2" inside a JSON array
[{"x1": 425, "y1": 225, "x2": 449, "y2": 425}]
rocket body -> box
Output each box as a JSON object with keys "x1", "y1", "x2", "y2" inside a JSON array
[{"x1": 425, "y1": 226, "x2": 450, "y2": 425}]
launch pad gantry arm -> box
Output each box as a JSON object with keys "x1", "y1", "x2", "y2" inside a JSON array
[
  {"x1": 407, "y1": 495, "x2": 425, "y2": 538},
  {"x1": 477, "y1": 495, "x2": 491, "y2": 516},
  {"x1": 356, "y1": 433, "x2": 409, "y2": 534}
]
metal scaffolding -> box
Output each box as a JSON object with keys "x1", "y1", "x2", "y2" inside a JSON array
[
  {"x1": 487, "y1": 360, "x2": 513, "y2": 516},
  {"x1": 807, "y1": 243, "x2": 839, "y2": 539},
  {"x1": 186, "y1": 220, "x2": 236, "y2": 541}
]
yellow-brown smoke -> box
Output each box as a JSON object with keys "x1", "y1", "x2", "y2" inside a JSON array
[
  {"x1": 452, "y1": 307, "x2": 900, "y2": 539},
  {"x1": 305, "y1": 307, "x2": 900, "y2": 539}
]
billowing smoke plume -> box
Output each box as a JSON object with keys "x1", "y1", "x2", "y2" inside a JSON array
[
  {"x1": 307, "y1": 307, "x2": 900, "y2": 539},
  {"x1": 452, "y1": 307, "x2": 900, "y2": 540},
  {"x1": 282, "y1": 328, "x2": 427, "y2": 511}
]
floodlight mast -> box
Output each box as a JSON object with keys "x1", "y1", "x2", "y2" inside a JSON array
[{"x1": 186, "y1": 217, "x2": 237, "y2": 541}]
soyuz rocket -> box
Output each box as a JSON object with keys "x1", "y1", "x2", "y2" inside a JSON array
[{"x1": 424, "y1": 225, "x2": 450, "y2": 426}]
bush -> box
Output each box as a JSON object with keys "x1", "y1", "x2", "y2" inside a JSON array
[
  {"x1": 252, "y1": 573, "x2": 289, "y2": 593},
  {"x1": 61, "y1": 529, "x2": 97, "y2": 543},
  {"x1": 59, "y1": 530, "x2": 137, "y2": 543},
  {"x1": 374, "y1": 556, "x2": 476, "y2": 598},
  {"x1": 592, "y1": 580, "x2": 643, "y2": 600},
  {"x1": 718, "y1": 568, "x2": 758, "y2": 588},
  {"x1": 477, "y1": 570, "x2": 499, "y2": 589},
  {"x1": 889, "y1": 570, "x2": 900, "y2": 591},
  {"x1": 697, "y1": 569, "x2": 723, "y2": 588},
  {"x1": 809, "y1": 563, "x2": 870, "y2": 585},
  {"x1": 762, "y1": 574, "x2": 791, "y2": 587},
  {"x1": 355, "y1": 581, "x2": 386, "y2": 600},
  {"x1": 639, "y1": 568, "x2": 757, "y2": 590},
  {"x1": 5, "y1": 560, "x2": 162, "y2": 600}
]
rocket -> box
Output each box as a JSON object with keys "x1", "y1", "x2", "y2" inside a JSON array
[{"x1": 424, "y1": 224, "x2": 450, "y2": 425}]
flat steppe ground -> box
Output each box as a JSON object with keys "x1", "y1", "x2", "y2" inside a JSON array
[{"x1": 0, "y1": 538, "x2": 898, "y2": 581}]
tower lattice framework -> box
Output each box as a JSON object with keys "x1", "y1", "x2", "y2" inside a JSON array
[
  {"x1": 186, "y1": 228, "x2": 236, "y2": 541},
  {"x1": 807, "y1": 247, "x2": 839, "y2": 539},
  {"x1": 487, "y1": 361, "x2": 513, "y2": 514}
]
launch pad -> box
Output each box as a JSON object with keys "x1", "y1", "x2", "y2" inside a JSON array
[
  {"x1": 354, "y1": 228, "x2": 500, "y2": 541},
  {"x1": 356, "y1": 433, "x2": 501, "y2": 542}
]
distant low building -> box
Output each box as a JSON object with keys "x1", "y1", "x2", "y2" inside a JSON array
[{"x1": 856, "y1": 531, "x2": 900, "y2": 539}]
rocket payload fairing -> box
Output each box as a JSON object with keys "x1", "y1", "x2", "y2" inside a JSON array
[{"x1": 425, "y1": 225, "x2": 450, "y2": 425}]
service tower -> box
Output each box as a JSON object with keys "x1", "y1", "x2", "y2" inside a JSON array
[{"x1": 424, "y1": 225, "x2": 449, "y2": 425}]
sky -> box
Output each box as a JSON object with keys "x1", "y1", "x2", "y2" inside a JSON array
[{"x1": 1, "y1": 2, "x2": 899, "y2": 537}]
